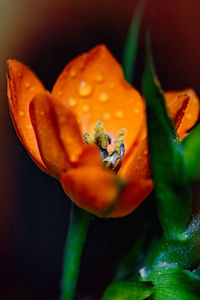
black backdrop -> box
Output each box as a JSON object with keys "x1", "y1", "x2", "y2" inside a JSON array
[{"x1": 1, "y1": 0, "x2": 200, "y2": 299}]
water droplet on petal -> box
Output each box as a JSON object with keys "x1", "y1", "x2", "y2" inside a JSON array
[
  {"x1": 95, "y1": 72, "x2": 104, "y2": 83},
  {"x1": 144, "y1": 150, "x2": 148, "y2": 155},
  {"x1": 82, "y1": 104, "x2": 89, "y2": 112},
  {"x1": 80, "y1": 62, "x2": 85, "y2": 69},
  {"x1": 108, "y1": 82, "x2": 115, "y2": 89},
  {"x1": 18, "y1": 110, "x2": 25, "y2": 117},
  {"x1": 103, "y1": 112, "x2": 111, "y2": 120},
  {"x1": 69, "y1": 69, "x2": 76, "y2": 78},
  {"x1": 40, "y1": 111, "x2": 44, "y2": 116},
  {"x1": 24, "y1": 82, "x2": 30, "y2": 89},
  {"x1": 68, "y1": 97, "x2": 77, "y2": 107},
  {"x1": 134, "y1": 108, "x2": 140, "y2": 114},
  {"x1": 115, "y1": 110, "x2": 124, "y2": 118},
  {"x1": 78, "y1": 81, "x2": 92, "y2": 97},
  {"x1": 58, "y1": 91, "x2": 63, "y2": 97},
  {"x1": 99, "y1": 91, "x2": 109, "y2": 103},
  {"x1": 30, "y1": 87, "x2": 35, "y2": 92}
]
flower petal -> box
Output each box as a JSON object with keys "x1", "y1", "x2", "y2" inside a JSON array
[
  {"x1": 119, "y1": 138, "x2": 151, "y2": 182},
  {"x1": 61, "y1": 166, "x2": 119, "y2": 217},
  {"x1": 77, "y1": 144, "x2": 102, "y2": 167},
  {"x1": 173, "y1": 95, "x2": 189, "y2": 131},
  {"x1": 52, "y1": 45, "x2": 145, "y2": 152},
  {"x1": 108, "y1": 179, "x2": 153, "y2": 217},
  {"x1": 165, "y1": 89, "x2": 199, "y2": 139},
  {"x1": 30, "y1": 93, "x2": 71, "y2": 177},
  {"x1": 49, "y1": 96, "x2": 84, "y2": 163},
  {"x1": 7, "y1": 59, "x2": 48, "y2": 173}
]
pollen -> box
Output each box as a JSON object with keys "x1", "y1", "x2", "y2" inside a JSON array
[{"x1": 83, "y1": 120, "x2": 125, "y2": 172}]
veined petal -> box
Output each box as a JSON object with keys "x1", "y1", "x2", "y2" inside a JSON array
[
  {"x1": 52, "y1": 45, "x2": 145, "y2": 152},
  {"x1": 30, "y1": 93, "x2": 71, "y2": 177},
  {"x1": 165, "y1": 89, "x2": 199, "y2": 139},
  {"x1": 61, "y1": 166, "x2": 119, "y2": 217},
  {"x1": 7, "y1": 59, "x2": 48, "y2": 173}
]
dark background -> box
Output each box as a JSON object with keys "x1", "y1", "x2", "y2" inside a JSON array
[{"x1": 0, "y1": 0, "x2": 200, "y2": 299}]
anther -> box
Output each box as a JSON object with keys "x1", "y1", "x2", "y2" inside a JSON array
[
  {"x1": 83, "y1": 132, "x2": 91, "y2": 144},
  {"x1": 82, "y1": 121, "x2": 126, "y2": 172}
]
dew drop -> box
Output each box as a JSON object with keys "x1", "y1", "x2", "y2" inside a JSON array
[
  {"x1": 82, "y1": 104, "x2": 89, "y2": 112},
  {"x1": 27, "y1": 124, "x2": 32, "y2": 130},
  {"x1": 30, "y1": 87, "x2": 35, "y2": 92},
  {"x1": 115, "y1": 110, "x2": 124, "y2": 118},
  {"x1": 134, "y1": 108, "x2": 140, "y2": 114},
  {"x1": 58, "y1": 91, "x2": 63, "y2": 97},
  {"x1": 18, "y1": 110, "x2": 25, "y2": 117},
  {"x1": 24, "y1": 82, "x2": 30, "y2": 89},
  {"x1": 108, "y1": 82, "x2": 115, "y2": 89},
  {"x1": 69, "y1": 69, "x2": 76, "y2": 78},
  {"x1": 95, "y1": 72, "x2": 104, "y2": 83},
  {"x1": 103, "y1": 112, "x2": 111, "y2": 120},
  {"x1": 68, "y1": 97, "x2": 77, "y2": 107},
  {"x1": 78, "y1": 81, "x2": 92, "y2": 97},
  {"x1": 80, "y1": 62, "x2": 85, "y2": 69},
  {"x1": 99, "y1": 91, "x2": 109, "y2": 103}
]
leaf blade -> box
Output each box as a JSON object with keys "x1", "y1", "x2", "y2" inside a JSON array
[{"x1": 142, "y1": 37, "x2": 192, "y2": 238}]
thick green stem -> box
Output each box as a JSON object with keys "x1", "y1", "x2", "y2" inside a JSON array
[{"x1": 61, "y1": 203, "x2": 91, "y2": 300}]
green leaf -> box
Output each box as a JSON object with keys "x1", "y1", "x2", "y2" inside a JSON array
[
  {"x1": 143, "y1": 265, "x2": 200, "y2": 300},
  {"x1": 183, "y1": 124, "x2": 200, "y2": 181},
  {"x1": 142, "y1": 37, "x2": 192, "y2": 238},
  {"x1": 122, "y1": 0, "x2": 147, "y2": 83},
  {"x1": 102, "y1": 281, "x2": 153, "y2": 300}
]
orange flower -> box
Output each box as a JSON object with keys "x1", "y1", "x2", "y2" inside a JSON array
[{"x1": 7, "y1": 45, "x2": 199, "y2": 217}]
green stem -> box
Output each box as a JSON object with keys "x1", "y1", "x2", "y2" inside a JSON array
[{"x1": 61, "y1": 203, "x2": 91, "y2": 300}]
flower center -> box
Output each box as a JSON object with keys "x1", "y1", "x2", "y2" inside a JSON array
[{"x1": 83, "y1": 121, "x2": 125, "y2": 172}]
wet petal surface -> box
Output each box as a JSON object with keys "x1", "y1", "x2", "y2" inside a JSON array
[
  {"x1": 61, "y1": 166, "x2": 119, "y2": 217},
  {"x1": 7, "y1": 60, "x2": 48, "y2": 172},
  {"x1": 52, "y1": 45, "x2": 145, "y2": 154}
]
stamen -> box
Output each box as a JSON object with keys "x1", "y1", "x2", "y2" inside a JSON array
[
  {"x1": 83, "y1": 121, "x2": 125, "y2": 172},
  {"x1": 113, "y1": 129, "x2": 125, "y2": 154},
  {"x1": 83, "y1": 132, "x2": 91, "y2": 144}
]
